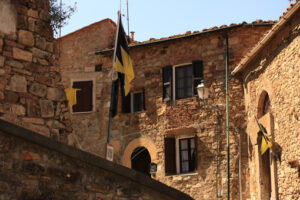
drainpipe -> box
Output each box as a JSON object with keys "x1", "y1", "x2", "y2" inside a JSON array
[
  {"x1": 239, "y1": 130, "x2": 242, "y2": 200},
  {"x1": 225, "y1": 33, "x2": 230, "y2": 200}
]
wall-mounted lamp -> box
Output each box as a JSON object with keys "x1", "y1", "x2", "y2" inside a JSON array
[{"x1": 197, "y1": 81, "x2": 209, "y2": 100}]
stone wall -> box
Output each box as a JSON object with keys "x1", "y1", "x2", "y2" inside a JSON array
[
  {"x1": 0, "y1": 119, "x2": 193, "y2": 200},
  {"x1": 58, "y1": 21, "x2": 273, "y2": 200},
  {"x1": 0, "y1": 0, "x2": 71, "y2": 142},
  {"x1": 240, "y1": 9, "x2": 300, "y2": 200}
]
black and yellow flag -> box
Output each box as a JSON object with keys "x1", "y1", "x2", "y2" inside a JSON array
[{"x1": 113, "y1": 15, "x2": 134, "y2": 96}]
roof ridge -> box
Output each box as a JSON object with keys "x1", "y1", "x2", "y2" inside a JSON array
[{"x1": 57, "y1": 18, "x2": 116, "y2": 41}]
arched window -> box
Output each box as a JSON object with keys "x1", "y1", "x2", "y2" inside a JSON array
[{"x1": 257, "y1": 91, "x2": 271, "y2": 118}]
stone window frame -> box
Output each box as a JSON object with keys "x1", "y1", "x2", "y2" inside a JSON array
[{"x1": 70, "y1": 78, "x2": 96, "y2": 114}]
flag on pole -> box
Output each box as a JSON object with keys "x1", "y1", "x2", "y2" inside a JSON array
[
  {"x1": 113, "y1": 14, "x2": 134, "y2": 96},
  {"x1": 254, "y1": 115, "x2": 272, "y2": 155},
  {"x1": 261, "y1": 134, "x2": 272, "y2": 155}
]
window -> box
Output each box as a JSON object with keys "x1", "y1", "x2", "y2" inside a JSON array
[
  {"x1": 164, "y1": 136, "x2": 197, "y2": 175},
  {"x1": 122, "y1": 90, "x2": 145, "y2": 113},
  {"x1": 162, "y1": 60, "x2": 203, "y2": 101},
  {"x1": 72, "y1": 80, "x2": 93, "y2": 113},
  {"x1": 95, "y1": 64, "x2": 102, "y2": 72},
  {"x1": 179, "y1": 138, "x2": 196, "y2": 173}
]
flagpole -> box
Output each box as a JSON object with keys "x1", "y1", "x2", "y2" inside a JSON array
[
  {"x1": 126, "y1": 0, "x2": 130, "y2": 39},
  {"x1": 107, "y1": 11, "x2": 121, "y2": 145},
  {"x1": 225, "y1": 33, "x2": 230, "y2": 200}
]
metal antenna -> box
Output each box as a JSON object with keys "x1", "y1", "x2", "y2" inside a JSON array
[{"x1": 127, "y1": 0, "x2": 130, "y2": 40}]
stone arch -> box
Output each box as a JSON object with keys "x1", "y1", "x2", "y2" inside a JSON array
[
  {"x1": 256, "y1": 79, "x2": 274, "y2": 118},
  {"x1": 122, "y1": 137, "x2": 158, "y2": 168},
  {"x1": 256, "y1": 90, "x2": 278, "y2": 200},
  {"x1": 257, "y1": 90, "x2": 271, "y2": 118}
]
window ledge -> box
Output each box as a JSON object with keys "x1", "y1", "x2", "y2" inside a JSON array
[
  {"x1": 165, "y1": 172, "x2": 198, "y2": 177},
  {"x1": 71, "y1": 110, "x2": 95, "y2": 115}
]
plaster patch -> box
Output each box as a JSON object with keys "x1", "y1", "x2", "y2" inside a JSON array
[{"x1": 0, "y1": 0, "x2": 17, "y2": 35}]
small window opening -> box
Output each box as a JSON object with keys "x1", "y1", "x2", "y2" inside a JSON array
[{"x1": 95, "y1": 64, "x2": 102, "y2": 72}]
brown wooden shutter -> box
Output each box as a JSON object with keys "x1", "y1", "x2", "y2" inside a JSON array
[
  {"x1": 192, "y1": 60, "x2": 203, "y2": 95},
  {"x1": 162, "y1": 66, "x2": 173, "y2": 101},
  {"x1": 164, "y1": 137, "x2": 176, "y2": 174},
  {"x1": 122, "y1": 92, "x2": 131, "y2": 113},
  {"x1": 194, "y1": 135, "x2": 198, "y2": 171},
  {"x1": 72, "y1": 81, "x2": 93, "y2": 112},
  {"x1": 142, "y1": 88, "x2": 146, "y2": 111}
]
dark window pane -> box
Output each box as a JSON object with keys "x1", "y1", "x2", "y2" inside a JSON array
[
  {"x1": 95, "y1": 64, "x2": 102, "y2": 72},
  {"x1": 181, "y1": 162, "x2": 189, "y2": 173},
  {"x1": 175, "y1": 65, "x2": 193, "y2": 99},
  {"x1": 162, "y1": 66, "x2": 173, "y2": 101},
  {"x1": 72, "y1": 81, "x2": 93, "y2": 112},
  {"x1": 181, "y1": 150, "x2": 189, "y2": 161},
  {"x1": 180, "y1": 139, "x2": 188, "y2": 149},
  {"x1": 179, "y1": 137, "x2": 197, "y2": 173},
  {"x1": 132, "y1": 92, "x2": 144, "y2": 112}
]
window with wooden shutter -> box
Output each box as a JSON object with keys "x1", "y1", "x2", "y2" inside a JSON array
[
  {"x1": 162, "y1": 66, "x2": 172, "y2": 101},
  {"x1": 72, "y1": 81, "x2": 93, "y2": 113},
  {"x1": 192, "y1": 60, "x2": 204, "y2": 95},
  {"x1": 164, "y1": 61, "x2": 204, "y2": 101},
  {"x1": 164, "y1": 137, "x2": 176, "y2": 175},
  {"x1": 122, "y1": 90, "x2": 146, "y2": 113}
]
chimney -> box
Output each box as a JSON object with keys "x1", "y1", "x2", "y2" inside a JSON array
[{"x1": 130, "y1": 31, "x2": 135, "y2": 41}]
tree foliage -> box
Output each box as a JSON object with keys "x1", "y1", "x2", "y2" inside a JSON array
[{"x1": 49, "y1": 0, "x2": 77, "y2": 37}]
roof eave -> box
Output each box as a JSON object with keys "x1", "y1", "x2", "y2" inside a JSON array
[{"x1": 95, "y1": 23, "x2": 274, "y2": 55}]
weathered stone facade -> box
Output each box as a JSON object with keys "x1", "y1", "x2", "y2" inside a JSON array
[
  {"x1": 0, "y1": 119, "x2": 193, "y2": 200},
  {"x1": 57, "y1": 19, "x2": 274, "y2": 199},
  {"x1": 56, "y1": 19, "x2": 116, "y2": 155},
  {"x1": 233, "y1": 3, "x2": 300, "y2": 200},
  {"x1": 0, "y1": 0, "x2": 71, "y2": 142}
]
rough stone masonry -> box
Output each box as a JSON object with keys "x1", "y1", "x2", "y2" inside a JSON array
[{"x1": 0, "y1": 0, "x2": 72, "y2": 142}]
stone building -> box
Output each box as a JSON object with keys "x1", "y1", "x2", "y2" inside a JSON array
[
  {"x1": 0, "y1": 1, "x2": 194, "y2": 199},
  {"x1": 0, "y1": 0, "x2": 71, "y2": 142},
  {"x1": 232, "y1": 2, "x2": 300, "y2": 200},
  {"x1": 56, "y1": 13, "x2": 276, "y2": 199}
]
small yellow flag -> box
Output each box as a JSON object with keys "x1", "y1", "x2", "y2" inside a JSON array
[
  {"x1": 65, "y1": 88, "x2": 80, "y2": 106},
  {"x1": 261, "y1": 135, "x2": 272, "y2": 155}
]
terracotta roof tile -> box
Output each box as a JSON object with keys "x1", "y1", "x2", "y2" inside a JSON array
[{"x1": 127, "y1": 20, "x2": 275, "y2": 46}]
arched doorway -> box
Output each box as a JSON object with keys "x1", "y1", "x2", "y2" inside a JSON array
[
  {"x1": 260, "y1": 92, "x2": 271, "y2": 199},
  {"x1": 131, "y1": 147, "x2": 151, "y2": 176},
  {"x1": 257, "y1": 90, "x2": 277, "y2": 200}
]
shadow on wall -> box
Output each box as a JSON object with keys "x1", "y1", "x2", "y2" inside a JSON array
[{"x1": 197, "y1": 139, "x2": 214, "y2": 180}]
